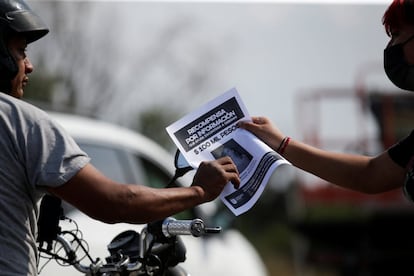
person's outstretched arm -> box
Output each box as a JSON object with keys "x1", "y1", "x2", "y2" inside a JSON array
[
  {"x1": 239, "y1": 116, "x2": 405, "y2": 194},
  {"x1": 49, "y1": 156, "x2": 240, "y2": 224}
]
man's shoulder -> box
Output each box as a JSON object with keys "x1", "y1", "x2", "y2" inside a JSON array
[{"x1": 0, "y1": 93, "x2": 49, "y2": 119}]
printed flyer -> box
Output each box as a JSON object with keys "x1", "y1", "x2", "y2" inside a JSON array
[{"x1": 166, "y1": 88, "x2": 290, "y2": 216}]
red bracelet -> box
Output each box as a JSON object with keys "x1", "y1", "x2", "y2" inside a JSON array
[
  {"x1": 277, "y1": 136, "x2": 290, "y2": 155},
  {"x1": 276, "y1": 137, "x2": 287, "y2": 152}
]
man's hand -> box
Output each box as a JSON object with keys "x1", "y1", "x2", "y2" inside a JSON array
[{"x1": 191, "y1": 157, "x2": 240, "y2": 202}]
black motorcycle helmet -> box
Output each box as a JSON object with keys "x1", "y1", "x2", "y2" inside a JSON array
[{"x1": 0, "y1": 0, "x2": 48, "y2": 85}]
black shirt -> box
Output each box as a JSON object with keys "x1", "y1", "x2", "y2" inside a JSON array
[{"x1": 388, "y1": 130, "x2": 414, "y2": 201}]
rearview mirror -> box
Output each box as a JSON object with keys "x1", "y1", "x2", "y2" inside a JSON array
[{"x1": 166, "y1": 149, "x2": 194, "y2": 188}]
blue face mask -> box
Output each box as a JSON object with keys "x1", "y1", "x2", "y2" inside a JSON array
[{"x1": 384, "y1": 34, "x2": 414, "y2": 91}]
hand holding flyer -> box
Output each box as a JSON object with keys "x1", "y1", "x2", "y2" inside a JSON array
[{"x1": 166, "y1": 88, "x2": 290, "y2": 216}]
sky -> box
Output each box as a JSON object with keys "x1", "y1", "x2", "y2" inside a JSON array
[
  {"x1": 120, "y1": 2, "x2": 391, "y2": 145},
  {"x1": 30, "y1": 1, "x2": 396, "y2": 154}
]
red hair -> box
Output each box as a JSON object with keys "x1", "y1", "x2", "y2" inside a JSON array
[{"x1": 382, "y1": 0, "x2": 414, "y2": 36}]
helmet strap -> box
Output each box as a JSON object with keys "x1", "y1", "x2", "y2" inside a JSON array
[
  {"x1": 0, "y1": 19, "x2": 18, "y2": 83},
  {"x1": 0, "y1": 79, "x2": 11, "y2": 94}
]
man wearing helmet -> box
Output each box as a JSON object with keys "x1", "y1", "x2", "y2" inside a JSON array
[
  {"x1": 0, "y1": 1, "x2": 240, "y2": 275},
  {"x1": 0, "y1": 0, "x2": 48, "y2": 95}
]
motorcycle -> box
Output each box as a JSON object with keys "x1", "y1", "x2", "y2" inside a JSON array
[{"x1": 37, "y1": 195, "x2": 221, "y2": 276}]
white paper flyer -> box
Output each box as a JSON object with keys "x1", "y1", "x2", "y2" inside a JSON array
[{"x1": 166, "y1": 88, "x2": 291, "y2": 216}]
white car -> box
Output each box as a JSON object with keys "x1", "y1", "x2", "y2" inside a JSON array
[{"x1": 38, "y1": 112, "x2": 268, "y2": 276}]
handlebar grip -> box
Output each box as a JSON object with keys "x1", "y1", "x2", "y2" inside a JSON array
[{"x1": 162, "y1": 217, "x2": 219, "y2": 237}]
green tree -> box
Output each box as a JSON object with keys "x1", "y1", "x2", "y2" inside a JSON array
[{"x1": 136, "y1": 106, "x2": 181, "y2": 151}]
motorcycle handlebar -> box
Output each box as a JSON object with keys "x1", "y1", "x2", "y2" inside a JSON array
[{"x1": 162, "y1": 217, "x2": 221, "y2": 237}]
